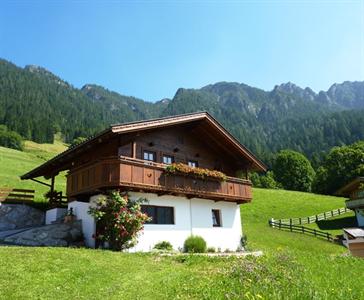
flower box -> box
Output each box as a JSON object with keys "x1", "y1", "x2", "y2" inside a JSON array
[{"x1": 164, "y1": 163, "x2": 227, "y2": 182}]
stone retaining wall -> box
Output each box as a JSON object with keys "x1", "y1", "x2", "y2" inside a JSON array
[
  {"x1": 0, "y1": 204, "x2": 45, "y2": 231},
  {"x1": 3, "y1": 221, "x2": 83, "y2": 247}
]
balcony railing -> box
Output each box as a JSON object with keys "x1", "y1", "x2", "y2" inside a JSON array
[{"x1": 66, "y1": 156, "x2": 252, "y2": 203}]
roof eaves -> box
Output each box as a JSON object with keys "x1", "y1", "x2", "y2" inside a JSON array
[
  {"x1": 20, "y1": 126, "x2": 113, "y2": 180},
  {"x1": 335, "y1": 177, "x2": 364, "y2": 196},
  {"x1": 111, "y1": 111, "x2": 208, "y2": 133}
]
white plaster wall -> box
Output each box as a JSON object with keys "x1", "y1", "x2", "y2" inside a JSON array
[
  {"x1": 129, "y1": 193, "x2": 193, "y2": 252},
  {"x1": 70, "y1": 192, "x2": 243, "y2": 251},
  {"x1": 355, "y1": 209, "x2": 364, "y2": 227},
  {"x1": 190, "y1": 198, "x2": 242, "y2": 251},
  {"x1": 68, "y1": 198, "x2": 99, "y2": 248},
  {"x1": 129, "y1": 192, "x2": 242, "y2": 252},
  {"x1": 45, "y1": 208, "x2": 67, "y2": 225}
]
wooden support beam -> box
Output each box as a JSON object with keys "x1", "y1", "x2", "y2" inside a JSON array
[
  {"x1": 132, "y1": 141, "x2": 137, "y2": 159},
  {"x1": 50, "y1": 176, "x2": 55, "y2": 202},
  {"x1": 30, "y1": 178, "x2": 52, "y2": 187}
]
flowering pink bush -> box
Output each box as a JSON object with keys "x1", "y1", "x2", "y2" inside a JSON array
[{"x1": 88, "y1": 191, "x2": 150, "y2": 251}]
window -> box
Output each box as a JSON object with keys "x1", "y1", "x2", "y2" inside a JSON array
[
  {"x1": 212, "y1": 209, "x2": 222, "y2": 227},
  {"x1": 143, "y1": 150, "x2": 156, "y2": 162},
  {"x1": 141, "y1": 205, "x2": 174, "y2": 224},
  {"x1": 162, "y1": 155, "x2": 174, "y2": 165},
  {"x1": 188, "y1": 160, "x2": 198, "y2": 168}
]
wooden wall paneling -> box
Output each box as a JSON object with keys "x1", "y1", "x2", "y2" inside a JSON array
[
  {"x1": 227, "y1": 182, "x2": 235, "y2": 196},
  {"x1": 154, "y1": 169, "x2": 163, "y2": 187},
  {"x1": 120, "y1": 163, "x2": 132, "y2": 183},
  {"x1": 143, "y1": 167, "x2": 155, "y2": 185},
  {"x1": 110, "y1": 163, "x2": 119, "y2": 183},
  {"x1": 132, "y1": 165, "x2": 143, "y2": 184}
]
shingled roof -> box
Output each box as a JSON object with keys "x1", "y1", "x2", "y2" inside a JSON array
[{"x1": 21, "y1": 112, "x2": 266, "y2": 180}]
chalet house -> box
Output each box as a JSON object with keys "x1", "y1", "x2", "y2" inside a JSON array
[
  {"x1": 21, "y1": 112, "x2": 266, "y2": 251},
  {"x1": 337, "y1": 177, "x2": 364, "y2": 227},
  {"x1": 336, "y1": 178, "x2": 364, "y2": 257}
]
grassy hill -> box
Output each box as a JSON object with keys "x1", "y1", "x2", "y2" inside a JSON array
[
  {"x1": 0, "y1": 136, "x2": 67, "y2": 201},
  {"x1": 0, "y1": 143, "x2": 363, "y2": 299},
  {"x1": 242, "y1": 188, "x2": 356, "y2": 252}
]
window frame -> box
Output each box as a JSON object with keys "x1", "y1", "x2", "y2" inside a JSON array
[
  {"x1": 143, "y1": 150, "x2": 156, "y2": 162},
  {"x1": 141, "y1": 205, "x2": 175, "y2": 225},
  {"x1": 211, "y1": 209, "x2": 222, "y2": 227},
  {"x1": 188, "y1": 160, "x2": 199, "y2": 168},
  {"x1": 162, "y1": 154, "x2": 174, "y2": 165}
]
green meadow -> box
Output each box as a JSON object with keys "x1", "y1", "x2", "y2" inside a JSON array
[
  {"x1": 0, "y1": 136, "x2": 67, "y2": 201},
  {"x1": 0, "y1": 142, "x2": 363, "y2": 300}
]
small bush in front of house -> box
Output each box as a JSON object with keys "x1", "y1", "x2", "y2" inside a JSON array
[
  {"x1": 88, "y1": 190, "x2": 150, "y2": 251},
  {"x1": 183, "y1": 235, "x2": 207, "y2": 253},
  {"x1": 154, "y1": 241, "x2": 173, "y2": 251}
]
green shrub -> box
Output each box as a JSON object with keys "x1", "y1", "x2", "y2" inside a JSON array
[
  {"x1": 313, "y1": 141, "x2": 364, "y2": 194},
  {"x1": 183, "y1": 235, "x2": 207, "y2": 253},
  {"x1": 207, "y1": 247, "x2": 216, "y2": 253},
  {"x1": 250, "y1": 171, "x2": 281, "y2": 189},
  {"x1": 0, "y1": 125, "x2": 23, "y2": 151},
  {"x1": 69, "y1": 136, "x2": 87, "y2": 148},
  {"x1": 273, "y1": 150, "x2": 315, "y2": 192},
  {"x1": 153, "y1": 241, "x2": 173, "y2": 251}
]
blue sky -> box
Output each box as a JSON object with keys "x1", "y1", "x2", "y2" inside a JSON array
[{"x1": 0, "y1": 1, "x2": 363, "y2": 101}]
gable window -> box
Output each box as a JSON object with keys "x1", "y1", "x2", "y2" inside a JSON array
[
  {"x1": 188, "y1": 160, "x2": 198, "y2": 168},
  {"x1": 143, "y1": 150, "x2": 156, "y2": 162},
  {"x1": 141, "y1": 205, "x2": 174, "y2": 224},
  {"x1": 162, "y1": 155, "x2": 174, "y2": 165},
  {"x1": 212, "y1": 209, "x2": 222, "y2": 227}
]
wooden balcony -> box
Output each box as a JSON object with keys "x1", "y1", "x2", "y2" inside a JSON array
[{"x1": 66, "y1": 156, "x2": 252, "y2": 203}]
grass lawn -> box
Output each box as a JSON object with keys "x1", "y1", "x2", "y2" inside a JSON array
[
  {"x1": 0, "y1": 143, "x2": 363, "y2": 299},
  {"x1": 0, "y1": 137, "x2": 67, "y2": 201},
  {"x1": 0, "y1": 247, "x2": 363, "y2": 300}
]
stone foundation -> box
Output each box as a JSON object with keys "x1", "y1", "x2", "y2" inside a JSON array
[
  {"x1": 0, "y1": 204, "x2": 45, "y2": 231},
  {"x1": 3, "y1": 220, "x2": 83, "y2": 247}
]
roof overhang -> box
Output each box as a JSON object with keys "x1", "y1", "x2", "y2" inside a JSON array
[
  {"x1": 21, "y1": 112, "x2": 267, "y2": 180},
  {"x1": 336, "y1": 177, "x2": 364, "y2": 197}
]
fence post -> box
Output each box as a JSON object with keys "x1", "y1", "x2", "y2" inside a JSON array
[
  {"x1": 307, "y1": 217, "x2": 310, "y2": 224},
  {"x1": 299, "y1": 218, "x2": 301, "y2": 225},
  {"x1": 331, "y1": 210, "x2": 333, "y2": 217},
  {"x1": 314, "y1": 229, "x2": 317, "y2": 237},
  {"x1": 270, "y1": 218, "x2": 274, "y2": 228},
  {"x1": 324, "y1": 212, "x2": 326, "y2": 219}
]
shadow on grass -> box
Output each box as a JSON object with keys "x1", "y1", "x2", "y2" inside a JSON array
[{"x1": 317, "y1": 216, "x2": 357, "y2": 230}]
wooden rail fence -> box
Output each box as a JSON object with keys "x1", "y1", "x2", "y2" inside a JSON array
[
  {"x1": 49, "y1": 191, "x2": 68, "y2": 208},
  {"x1": 0, "y1": 188, "x2": 67, "y2": 208},
  {"x1": 274, "y1": 207, "x2": 349, "y2": 225},
  {"x1": 269, "y1": 219, "x2": 334, "y2": 242},
  {"x1": 0, "y1": 188, "x2": 35, "y2": 204}
]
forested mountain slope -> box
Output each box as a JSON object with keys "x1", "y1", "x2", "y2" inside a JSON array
[{"x1": 0, "y1": 58, "x2": 363, "y2": 165}]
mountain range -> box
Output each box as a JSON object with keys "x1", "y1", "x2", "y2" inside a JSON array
[{"x1": 0, "y1": 58, "x2": 363, "y2": 166}]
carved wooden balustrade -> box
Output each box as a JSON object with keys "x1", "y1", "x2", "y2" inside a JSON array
[{"x1": 67, "y1": 156, "x2": 252, "y2": 203}]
